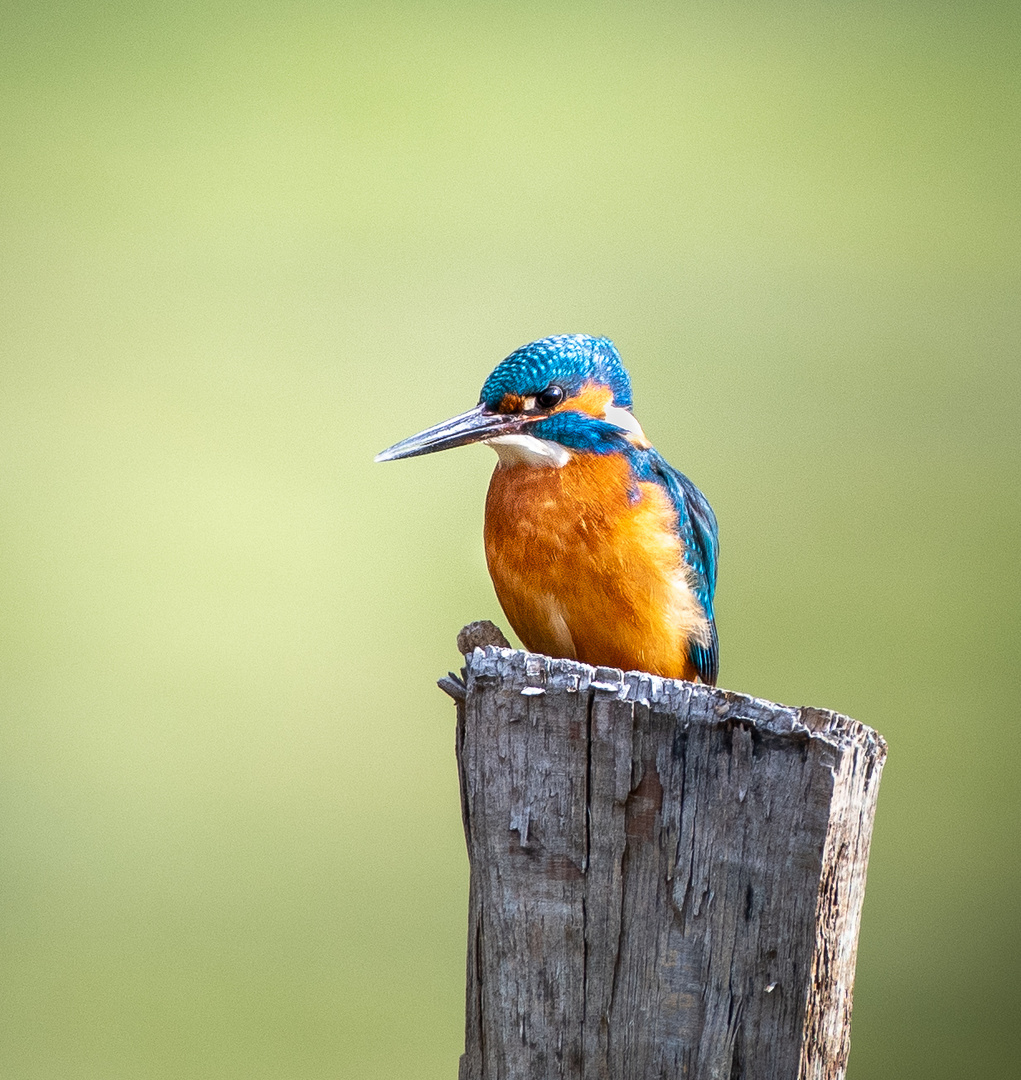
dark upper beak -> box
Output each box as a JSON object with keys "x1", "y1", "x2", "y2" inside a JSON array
[{"x1": 375, "y1": 404, "x2": 528, "y2": 462}]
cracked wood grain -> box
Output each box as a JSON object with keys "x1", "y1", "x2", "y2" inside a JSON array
[{"x1": 449, "y1": 645, "x2": 886, "y2": 1080}]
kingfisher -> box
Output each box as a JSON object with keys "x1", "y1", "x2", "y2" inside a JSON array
[{"x1": 375, "y1": 335, "x2": 719, "y2": 685}]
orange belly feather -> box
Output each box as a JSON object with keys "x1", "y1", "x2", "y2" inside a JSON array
[{"x1": 484, "y1": 452, "x2": 709, "y2": 681}]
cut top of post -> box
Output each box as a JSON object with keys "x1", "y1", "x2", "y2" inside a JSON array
[{"x1": 456, "y1": 644, "x2": 886, "y2": 761}]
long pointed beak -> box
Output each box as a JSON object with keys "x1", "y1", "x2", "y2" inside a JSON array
[{"x1": 375, "y1": 404, "x2": 527, "y2": 462}]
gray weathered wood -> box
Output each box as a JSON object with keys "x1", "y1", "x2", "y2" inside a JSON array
[{"x1": 445, "y1": 645, "x2": 886, "y2": 1080}]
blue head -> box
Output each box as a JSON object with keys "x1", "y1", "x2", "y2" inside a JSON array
[
  {"x1": 479, "y1": 335, "x2": 632, "y2": 412},
  {"x1": 376, "y1": 334, "x2": 645, "y2": 462}
]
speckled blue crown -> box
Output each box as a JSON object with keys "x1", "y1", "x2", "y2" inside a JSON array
[{"x1": 479, "y1": 335, "x2": 633, "y2": 410}]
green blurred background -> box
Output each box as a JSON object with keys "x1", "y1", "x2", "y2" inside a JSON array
[{"x1": 1, "y1": 1, "x2": 1018, "y2": 1076}]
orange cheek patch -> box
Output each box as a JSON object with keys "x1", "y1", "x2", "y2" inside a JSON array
[
  {"x1": 496, "y1": 393, "x2": 524, "y2": 414},
  {"x1": 552, "y1": 381, "x2": 613, "y2": 418}
]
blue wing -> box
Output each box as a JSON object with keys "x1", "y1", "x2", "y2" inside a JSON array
[{"x1": 646, "y1": 450, "x2": 719, "y2": 685}]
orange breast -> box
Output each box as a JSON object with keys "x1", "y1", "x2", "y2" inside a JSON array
[{"x1": 484, "y1": 453, "x2": 709, "y2": 681}]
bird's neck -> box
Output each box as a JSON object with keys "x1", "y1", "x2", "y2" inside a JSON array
[{"x1": 485, "y1": 409, "x2": 651, "y2": 470}]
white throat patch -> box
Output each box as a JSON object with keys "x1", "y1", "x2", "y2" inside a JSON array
[{"x1": 486, "y1": 434, "x2": 572, "y2": 469}]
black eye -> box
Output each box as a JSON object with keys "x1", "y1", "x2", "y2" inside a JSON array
[{"x1": 535, "y1": 385, "x2": 564, "y2": 409}]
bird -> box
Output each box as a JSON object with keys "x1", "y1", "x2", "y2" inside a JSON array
[{"x1": 375, "y1": 334, "x2": 719, "y2": 685}]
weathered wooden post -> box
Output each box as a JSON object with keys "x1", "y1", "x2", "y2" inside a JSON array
[{"x1": 440, "y1": 626, "x2": 886, "y2": 1080}]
